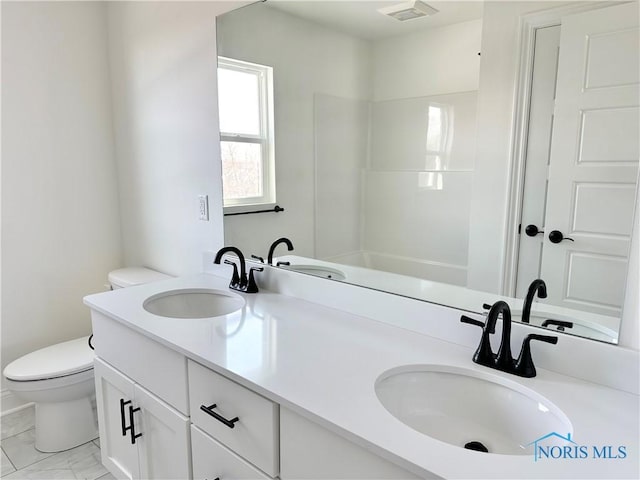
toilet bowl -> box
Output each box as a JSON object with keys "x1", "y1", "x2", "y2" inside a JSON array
[{"x1": 3, "y1": 267, "x2": 171, "y2": 453}]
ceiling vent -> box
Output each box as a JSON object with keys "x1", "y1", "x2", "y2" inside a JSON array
[{"x1": 378, "y1": 0, "x2": 439, "y2": 22}]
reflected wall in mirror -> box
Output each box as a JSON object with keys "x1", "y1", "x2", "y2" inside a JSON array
[{"x1": 218, "y1": 1, "x2": 639, "y2": 344}]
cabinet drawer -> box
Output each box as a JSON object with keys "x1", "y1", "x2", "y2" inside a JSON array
[
  {"x1": 191, "y1": 426, "x2": 270, "y2": 480},
  {"x1": 188, "y1": 360, "x2": 279, "y2": 477}
]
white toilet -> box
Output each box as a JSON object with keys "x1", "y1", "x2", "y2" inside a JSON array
[{"x1": 3, "y1": 267, "x2": 170, "y2": 453}]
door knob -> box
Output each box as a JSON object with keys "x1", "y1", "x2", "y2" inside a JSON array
[
  {"x1": 548, "y1": 230, "x2": 574, "y2": 244},
  {"x1": 524, "y1": 224, "x2": 544, "y2": 237}
]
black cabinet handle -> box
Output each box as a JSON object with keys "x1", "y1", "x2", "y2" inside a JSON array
[
  {"x1": 200, "y1": 404, "x2": 239, "y2": 429},
  {"x1": 119, "y1": 399, "x2": 131, "y2": 436},
  {"x1": 548, "y1": 230, "x2": 574, "y2": 243},
  {"x1": 127, "y1": 405, "x2": 142, "y2": 444}
]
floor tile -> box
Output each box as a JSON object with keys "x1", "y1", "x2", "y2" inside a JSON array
[
  {"x1": 1, "y1": 448, "x2": 16, "y2": 476},
  {"x1": 96, "y1": 472, "x2": 115, "y2": 480},
  {"x1": 1, "y1": 429, "x2": 54, "y2": 470},
  {"x1": 3, "y1": 442, "x2": 106, "y2": 480},
  {"x1": 1, "y1": 407, "x2": 35, "y2": 440}
]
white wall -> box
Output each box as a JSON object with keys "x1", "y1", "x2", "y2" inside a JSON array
[
  {"x1": 107, "y1": 1, "x2": 243, "y2": 276},
  {"x1": 372, "y1": 19, "x2": 482, "y2": 102},
  {"x1": 217, "y1": 3, "x2": 371, "y2": 260},
  {"x1": 1, "y1": 2, "x2": 122, "y2": 388}
]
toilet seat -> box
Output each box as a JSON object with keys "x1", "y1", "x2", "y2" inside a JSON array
[{"x1": 3, "y1": 336, "x2": 94, "y2": 382}]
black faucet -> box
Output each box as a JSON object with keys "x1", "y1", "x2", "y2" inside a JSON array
[
  {"x1": 461, "y1": 301, "x2": 512, "y2": 370},
  {"x1": 214, "y1": 246, "x2": 263, "y2": 293},
  {"x1": 267, "y1": 237, "x2": 294, "y2": 265},
  {"x1": 521, "y1": 279, "x2": 547, "y2": 323},
  {"x1": 461, "y1": 301, "x2": 557, "y2": 377}
]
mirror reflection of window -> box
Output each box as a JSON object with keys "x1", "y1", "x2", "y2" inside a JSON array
[
  {"x1": 425, "y1": 103, "x2": 454, "y2": 172},
  {"x1": 217, "y1": 57, "x2": 276, "y2": 211}
]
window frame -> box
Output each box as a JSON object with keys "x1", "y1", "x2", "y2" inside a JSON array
[{"x1": 217, "y1": 56, "x2": 276, "y2": 214}]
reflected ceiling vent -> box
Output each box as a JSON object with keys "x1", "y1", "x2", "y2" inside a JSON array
[{"x1": 378, "y1": 0, "x2": 439, "y2": 22}]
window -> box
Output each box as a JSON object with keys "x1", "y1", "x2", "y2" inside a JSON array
[{"x1": 217, "y1": 57, "x2": 275, "y2": 213}]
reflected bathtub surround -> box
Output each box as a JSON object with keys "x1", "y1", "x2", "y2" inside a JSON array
[{"x1": 370, "y1": 91, "x2": 477, "y2": 171}]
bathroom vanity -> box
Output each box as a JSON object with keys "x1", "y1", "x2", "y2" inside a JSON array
[{"x1": 84, "y1": 266, "x2": 639, "y2": 479}]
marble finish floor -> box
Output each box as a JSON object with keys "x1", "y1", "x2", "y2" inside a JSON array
[{"x1": 1, "y1": 406, "x2": 112, "y2": 479}]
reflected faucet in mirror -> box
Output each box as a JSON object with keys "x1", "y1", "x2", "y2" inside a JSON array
[
  {"x1": 267, "y1": 237, "x2": 294, "y2": 266},
  {"x1": 521, "y1": 279, "x2": 547, "y2": 324}
]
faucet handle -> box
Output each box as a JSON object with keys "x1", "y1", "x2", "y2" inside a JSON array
[
  {"x1": 541, "y1": 319, "x2": 573, "y2": 331},
  {"x1": 245, "y1": 267, "x2": 264, "y2": 294},
  {"x1": 276, "y1": 261, "x2": 290, "y2": 267},
  {"x1": 223, "y1": 259, "x2": 240, "y2": 287},
  {"x1": 514, "y1": 333, "x2": 558, "y2": 378},
  {"x1": 251, "y1": 255, "x2": 265, "y2": 264},
  {"x1": 461, "y1": 315, "x2": 495, "y2": 334}
]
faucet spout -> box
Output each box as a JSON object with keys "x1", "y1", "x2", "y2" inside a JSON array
[
  {"x1": 214, "y1": 246, "x2": 247, "y2": 285},
  {"x1": 522, "y1": 279, "x2": 547, "y2": 324},
  {"x1": 489, "y1": 301, "x2": 513, "y2": 369},
  {"x1": 267, "y1": 237, "x2": 294, "y2": 265}
]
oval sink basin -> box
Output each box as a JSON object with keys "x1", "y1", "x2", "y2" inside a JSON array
[
  {"x1": 375, "y1": 365, "x2": 572, "y2": 455},
  {"x1": 143, "y1": 289, "x2": 245, "y2": 319},
  {"x1": 282, "y1": 264, "x2": 346, "y2": 281}
]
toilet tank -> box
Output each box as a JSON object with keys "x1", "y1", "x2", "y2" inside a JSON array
[{"x1": 108, "y1": 267, "x2": 171, "y2": 289}]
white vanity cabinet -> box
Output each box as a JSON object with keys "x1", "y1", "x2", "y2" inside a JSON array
[
  {"x1": 90, "y1": 311, "x2": 423, "y2": 479},
  {"x1": 94, "y1": 358, "x2": 191, "y2": 480},
  {"x1": 188, "y1": 360, "x2": 279, "y2": 478},
  {"x1": 280, "y1": 408, "x2": 422, "y2": 480}
]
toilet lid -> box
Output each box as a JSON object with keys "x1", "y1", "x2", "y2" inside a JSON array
[
  {"x1": 108, "y1": 267, "x2": 171, "y2": 288},
  {"x1": 3, "y1": 336, "x2": 94, "y2": 381}
]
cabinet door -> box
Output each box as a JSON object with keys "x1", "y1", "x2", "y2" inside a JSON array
[
  {"x1": 134, "y1": 384, "x2": 191, "y2": 480},
  {"x1": 94, "y1": 358, "x2": 140, "y2": 480}
]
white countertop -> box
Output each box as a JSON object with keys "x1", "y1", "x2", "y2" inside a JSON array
[{"x1": 84, "y1": 273, "x2": 639, "y2": 479}]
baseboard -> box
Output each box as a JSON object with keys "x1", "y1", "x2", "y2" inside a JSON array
[{"x1": 1, "y1": 389, "x2": 32, "y2": 416}]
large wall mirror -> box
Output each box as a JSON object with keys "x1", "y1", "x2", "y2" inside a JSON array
[{"x1": 217, "y1": 0, "x2": 640, "y2": 344}]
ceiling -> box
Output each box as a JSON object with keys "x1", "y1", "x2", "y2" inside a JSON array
[{"x1": 265, "y1": 1, "x2": 484, "y2": 40}]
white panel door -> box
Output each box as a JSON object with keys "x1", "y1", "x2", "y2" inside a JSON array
[
  {"x1": 94, "y1": 359, "x2": 140, "y2": 480},
  {"x1": 516, "y1": 25, "x2": 562, "y2": 298},
  {"x1": 134, "y1": 384, "x2": 191, "y2": 480},
  {"x1": 541, "y1": 2, "x2": 639, "y2": 315}
]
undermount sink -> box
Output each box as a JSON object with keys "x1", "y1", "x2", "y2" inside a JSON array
[
  {"x1": 143, "y1": 288, "x2": 245, "y2": 319},
  {"x1": 375, "y1": 365, "x2": 572, "y2": 455},
  {"x1": 282, "y1": 264, "x2": 346, "y2": 281}
]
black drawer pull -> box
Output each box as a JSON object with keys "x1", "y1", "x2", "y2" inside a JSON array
[
  {"x1": 119, "y1": 399, "x2": 131, "y2": 436},
  {"x1": 200, "y1": 404, "x2": 239, "y2": 429}
]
